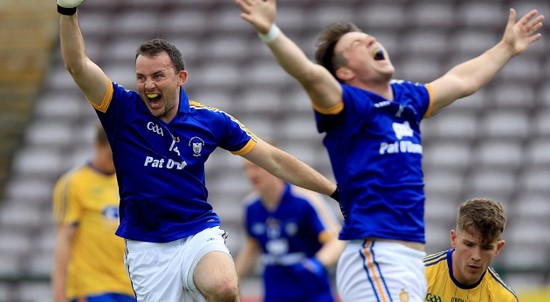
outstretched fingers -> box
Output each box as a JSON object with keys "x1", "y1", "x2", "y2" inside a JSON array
[
  {"x1": 520, "y1": 9, "x2": 544, "y2": 46},
  {"x1": 503, "y1": 8, "x2": 545, "y2": 53},
  {"x1": 527, "y1": 15, "x2": 544, "y2": 36},
  {"x1": 235, "y1": 0, "x2": 276, "y2": 33},
  {"x1": 517, "y1": 9, "x2": 544, "y2": 34},
  {"x1": 236, "y1": 0, "x2": 253, "y2": 14}
]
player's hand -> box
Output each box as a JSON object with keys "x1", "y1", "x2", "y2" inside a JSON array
[
  {"x1": 301, "y1": 257, "x2": 326, "y2": 277},
  {"x1": 235, "y1": 0, "x2": 276, "y2": 34},
  {"x1": 502, "y1": 8, "x2": 544, "y2": 57},
  {"x1": 57, "y1": 0, "x2": 84, "y2": 15},
  {"x1": 330, "y1": 187, "x2": 340, "y2": 202},
  {"x1": 292, "y1": 257, "x2": 327, "y2": 280},
  {"x1": 330, "y1": 186, "x2": 349, "y2": 219}
]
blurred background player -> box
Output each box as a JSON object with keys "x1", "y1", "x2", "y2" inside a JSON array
[
  {"x1": 236, "y1": 0, "x2": 544, "y2": 300},
  {"x1": 51, "y1": 124, "x2": 135, "y2": 302},
  {"x1": 236, "y1": 158, "x2": 344, "y2": 302},
  {"x1": 424, "y1": 198, "x2": 517, "y2": 302}
]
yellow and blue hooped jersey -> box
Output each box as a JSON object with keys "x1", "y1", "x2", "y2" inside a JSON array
[
  {"x1": 314, "y1": 80, "x2": 433, "y2": 242},
  {"x1": 92, "y1": 81, "x2": 256, "y2": 242},
  {"x1": 424, "y1": 249, "x2": 518, "y2": 302}
]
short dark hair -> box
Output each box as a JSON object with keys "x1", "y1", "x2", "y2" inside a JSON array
[
  {"x1": 457, "y1": 197, "x2": 507, "y2": 245},
  {"x1": 314, "y1": 22, "x2": 361, "y2": 81},
  {"x1": 135, "y1": 38, "x2": 185, "y2": 73}
]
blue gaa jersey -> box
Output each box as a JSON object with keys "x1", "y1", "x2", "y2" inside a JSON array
[
  {"x1": 91, "y1": 81, "x2": 256, "y2": 242},
  {"x1": 243, "y1": 184, "x2": 339, "y2": 302},
  {"x1": 314, "y1": 80, "x2": 433, "y2": 243}
]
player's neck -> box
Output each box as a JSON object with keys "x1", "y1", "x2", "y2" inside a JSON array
[
  {"x1": 353, "y1": 80, "x2": 393, "y2": 101},
  {"x1": 91, "y1": 157, "x2": 115, "y2": 175},
  {"x1": 260, "y1": 180, "x2": 285, "y2": 210}
]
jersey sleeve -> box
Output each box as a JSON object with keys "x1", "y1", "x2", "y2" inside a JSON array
[
  {"x1": 93, "y1": 81, "x2": 137, "y2": 141},
  {"x1": 216, "y1": 110, "x2": 258, "y2": 156},
  {"x1": 293, "y1": 187, "x2": 341, "y2": 243},
  {"x1": 314, "y1": 84, "x2": 377, "y2": 133},
  {"x1": 52, "y1": 171, "x2": 82, "y2": 226},
  {"x1": 398, "y1": 80, "x2": 433, "y2": 120},
  {"x1": 242, "y1": 199, "x2": 255, "y2": 237}
]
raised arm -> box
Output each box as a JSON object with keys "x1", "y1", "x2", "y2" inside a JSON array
[
  {"x1": 236, "y1": 0, "x2": 342, "y2": 109},
  {"x1": 58, "y1": 0, "x2": 111, "y2": 105},
  {"x1": 242, "y1": 139, "x2": 338, "y2": 198},
  {"x1": 428, "y1": 8, "x2": 544, "y2": 115}
]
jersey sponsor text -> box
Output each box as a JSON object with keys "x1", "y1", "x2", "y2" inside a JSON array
[{"x1": 143, "y1": 156, "x2": 187, "y2": 170}]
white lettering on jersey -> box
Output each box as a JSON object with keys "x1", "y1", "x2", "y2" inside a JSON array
[
  {"x1": 143, "y1": 156, "x2": 187, "y2": 170},
  {"x1": 379, "y1": 141, "x2": 422, "y2": 155},
  {"x1": 147, "y1": 122, "x2": 164, "y2": 136},
  {"x1": 379, "y1": 121, "x2": 422, "y2": 155},
  {"x1": 169, "y1": 139, "x2": 181, "y2": 156},
  {"x1": 392, "y1": 121, "x2": 413, "y2": 139}
]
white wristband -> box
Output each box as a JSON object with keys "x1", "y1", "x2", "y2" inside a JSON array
[{"x1": 258, "y1": 24, "x2": 280, "y2": 43}]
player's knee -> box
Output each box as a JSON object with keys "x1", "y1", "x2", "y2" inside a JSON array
[{"x1": 207, "y1": 277, "x2": 239, "y2": 302}]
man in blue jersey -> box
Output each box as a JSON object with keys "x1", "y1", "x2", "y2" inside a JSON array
[
  {"x1": 235, "y1": 0, "x2": 544, "y2": 301},
  {"x1": 56, "y1": 2, "x2": 339, "y2": 301},
  {"x1": 424, "y1": 198, "x2": 517, "y2": 302},
  {"x1": 236, "y1": 159, "x2": 344, "y2": 302}
]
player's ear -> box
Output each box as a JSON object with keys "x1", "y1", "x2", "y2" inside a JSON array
[
  {"x1": 494, "y1": 240, "x2": 506, "y2": 256},
  {"x1": 335, "y1": 66, "x2": 353, "y2": 82},
  {"x1": 178, "y1": 70, "x2": 188, "y2": 86},
  {"x1": 450, "y1": 229, "x2": 457, "y2": 248}
]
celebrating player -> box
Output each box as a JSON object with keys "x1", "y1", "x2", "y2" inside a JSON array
[
  {"x1": 235, "y1": 0, "x2": 543, "y2": 300},
  {"x1": 56, "y1": 0, "x2": 338, "y2": 301}
]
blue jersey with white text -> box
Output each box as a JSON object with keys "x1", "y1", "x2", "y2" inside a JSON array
[
  {"x1": 92, "y1": 81, "x2": 256, "y2": 242},
  {"x1": 243, "y1": 184, "x2": 340, "y2": 302},
  {"x1": 314, "y1": 80, "x2": 433, "y2": 243}
]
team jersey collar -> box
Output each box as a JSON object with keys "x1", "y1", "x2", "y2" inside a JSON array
[
  {"x1": 177, "y1": 87, "x2": 190, "y2": 115},
  {"x1": 343, "y1": 83, "x2": 401, "y2": 105},
  {"x1": 447, "y1": 249, "x2": 486, "y2": 290},
  {"x1": 262, "y1": 183, "x2": 292, "y2": 213}
]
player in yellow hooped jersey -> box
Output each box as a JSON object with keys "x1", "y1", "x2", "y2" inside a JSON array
[
  {"x1": 52, "y1": 125, "x2": 135, "y2": 302},
  {"x1": 424, "y1": 198, "x2": 517, "y2": 302}
]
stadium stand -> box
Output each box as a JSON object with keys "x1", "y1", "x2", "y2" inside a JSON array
[{"x1": 0, "y1": 0, "x2": 548, "y2": 301}]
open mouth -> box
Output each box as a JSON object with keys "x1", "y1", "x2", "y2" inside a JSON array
[
  {"x1": 373, "y1": 48, "x2": 385, "y2": 61},
  {"x1": 147, "y1": 93, "x2": 161, "y2": 102},
  {"x1": 146, "y1": 93, "x2": 162, "y2": 108},
  {"x1": 147, "y1": 93, "x2": 160, "y2": 99}
]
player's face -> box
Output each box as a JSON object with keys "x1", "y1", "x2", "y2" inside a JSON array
[
  {"x1": 333, "y1": 32, "x2": 394, "y2": 83},
  {"x1": 450, "y1": 228, "x2": 505, "y2": 285},
  {"x1": 243, "y1": 160, "x2": 278, "y2": 193},
  {"x1": 136, "y1": 52, "x2": 187, "y2": 123}
]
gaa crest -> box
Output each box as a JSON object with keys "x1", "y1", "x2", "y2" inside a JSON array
[
  {"x1": 188, "y1": 136, "x2": 205, "y2": 157},
  {"x1": 399, "y1": 288, "x2": 409, "y2": 302}
]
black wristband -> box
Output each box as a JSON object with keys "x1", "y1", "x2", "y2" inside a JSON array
[
  {"x1": 330, "y1": 187, "x2": 340, "y2": 202},
  {"x1": 57, "y1": 5, "x2": 77, "y2": 15}
]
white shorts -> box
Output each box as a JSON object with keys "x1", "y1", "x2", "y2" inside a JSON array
[
  {"x1": 336, "y1": 240, "x2": 427, "y2": 302},
  {"x1": 124, "y1": 227, "x2": 230, "y2": 302}
]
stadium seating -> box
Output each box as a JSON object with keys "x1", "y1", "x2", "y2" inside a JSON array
[{"x1": 0, "y1": 0, "x2": 548, "y2": 300}]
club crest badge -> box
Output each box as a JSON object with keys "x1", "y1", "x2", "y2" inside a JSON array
[
  {"x1": 188, "y1": 136, "x2": 205, "y2": 157},
  {"x1": 399, "y1": 288, "x2": 409, "y2": 302}
]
